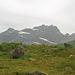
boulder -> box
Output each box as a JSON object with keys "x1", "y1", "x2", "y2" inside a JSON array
[
  {"x1": 10, "y1": 45, "x2": 25, "y2": 59},
  {"x1": 42, "y1": 50, "x2": 47, "y2": 52},
  {"x1": 28, "y1": 71, "x2": 47, "y2": 75},
  {"x1": 64, "y1": 43, "x2": 73, "y2": 49}
]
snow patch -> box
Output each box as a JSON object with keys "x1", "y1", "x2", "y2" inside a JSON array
[
  {"x1": 31, "y1": 28, "x2": 38, "y2": 31},
  {"x1": 18, "y1": 35, "x2": 28, "y2": 39},
  {"x1": 19, "y1": 31, "x2": 30, "y2": 34},
  {"x1": 33, "y1": 42, "x2": 41, "y2": 45},
  {"x1": 39, "y1": 37, "x2": 57, "y2": 44}
]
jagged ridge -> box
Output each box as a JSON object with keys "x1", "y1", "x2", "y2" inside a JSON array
[{"x1": 0, "y1": 25, "x2": 75, "y2": 45}]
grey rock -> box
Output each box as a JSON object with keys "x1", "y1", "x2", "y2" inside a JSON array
[
  {"x1": 42, "y1": 50, "x2": 47, "y2": 52},
  {"x1": 64, "y1": 43, "x2": 73, "y2": 49},
  {"x1": 10, "y1": 45, "x2": 25, "y2": 59}
]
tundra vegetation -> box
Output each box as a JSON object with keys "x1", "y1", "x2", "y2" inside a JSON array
[{"x1": 0, "y1": 42, "x2": 75, "y2": 75}]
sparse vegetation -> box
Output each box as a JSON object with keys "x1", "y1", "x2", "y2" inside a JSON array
[{"x1": 0, "y1": 42, "x2": 75, "y2": 75}]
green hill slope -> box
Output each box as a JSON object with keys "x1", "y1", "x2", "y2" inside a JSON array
[
  {"x1": 68, "y1": 40, "x2": 75, "y2": 47},
  {"x1": 0, "y1": 43, "x2": 75, "y2": 75},
  {"x1": 57, "y1": 40, "x2": 75, "y2": 47}
]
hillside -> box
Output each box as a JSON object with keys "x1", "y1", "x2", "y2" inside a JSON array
[
  {"x1": 0, "y1": 43, "x2": 75, "y2": 75},
  {"x1": 58, "y1": 40, "x2": 75, "y2": 47},
  {"x1": 68, "y1": 40, "x2": 75, "y2": 47}
]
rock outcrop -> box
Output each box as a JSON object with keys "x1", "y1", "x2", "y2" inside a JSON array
[
  {"x1": 42, "y1": 50, "x2": 47, "y2": 52},
  {"x1": 64, "y1": 43, "x2": 73, "y2": 49},
  {"x1": 10, "y1": 45, "x2": 25, "y2": 59}
]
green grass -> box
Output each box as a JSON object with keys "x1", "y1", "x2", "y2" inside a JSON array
[
  {"x1": 58, "y1": 40, "x2": 75, "y2": 47},
  {"x1": 0, "y1": 43, "x2": 75, "y2": 75}
]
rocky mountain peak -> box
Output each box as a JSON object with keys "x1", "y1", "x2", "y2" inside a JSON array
[
  {"x1": 0, "y1": 25, "x2": 75, "y2": 45},
  {"x1": 33, "y1": 24, "x2": 60, "y2": 32},
  {"x1": 7, "y1": 28, "x2": 15, "y2": 31}
]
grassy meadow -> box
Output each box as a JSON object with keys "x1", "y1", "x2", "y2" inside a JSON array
[{"x1": 0, "y1": 42, "x2": 75, "y2": 75}]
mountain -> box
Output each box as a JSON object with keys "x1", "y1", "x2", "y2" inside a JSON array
[{"x1": 0, "y1": 24, "x2": 75, "y2": 45}]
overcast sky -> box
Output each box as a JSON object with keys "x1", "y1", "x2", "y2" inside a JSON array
[{"x1": 0, "y1": 0, "x2": 75, "y2": 34}]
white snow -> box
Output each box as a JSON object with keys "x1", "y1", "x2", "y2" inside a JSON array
[
  {"x1": 31, "y1": 28, "x2": 38, "y2": 31},
  {"x1": 7, "y1": 29, "x2": 15, "y2": 34},
  {"x1": 39, "y1": 37, "x2": 57, "y2": 44},
  {"x1": 19, "y1": 31, "x2": 30, "y2": 34},
  {"x1": 33, "y1": 42, "x2": 41, "y2": 45},
  {"x1": 18, "y1": 35, "x2": 28, "y2": 39}
]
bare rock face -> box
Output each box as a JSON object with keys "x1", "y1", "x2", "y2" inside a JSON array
[
  {"x1": 10, "y1": 45, "x2": 25, "y2": 59},
  {"x1": 28, "y1": 71, "x2": 47, "y2": 75},
  {"x1": 64, "y1": 43, "x2": 73, "y2": 49}
]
